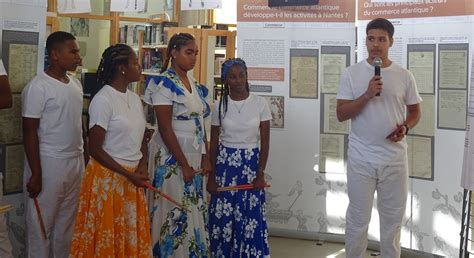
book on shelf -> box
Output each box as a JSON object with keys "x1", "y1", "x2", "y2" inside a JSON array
[
  {"x1": 161, "y1": 22, "x2": 178, "y2": 43},
  {"x1": 119, "y1": 24, "x2": 160, "y2": 46},
  {"x1": 214, "y1": 56, "x2": 225, "y2": 77},
  {"x1": 213, "y1": 83, "x2": 224, "y2": 100},
  {"x1": 145, "y1": 104, "x2": 156, "y2": 127},
  {"x1": 120, "y1": 22, "x2": 179, "y2": 47},
  {"x1": 215, "y1": 24, "x2": 229, "y2": 47},
  {"x1": 142, "y1": 49, "x2": 163, "y2": 73}
]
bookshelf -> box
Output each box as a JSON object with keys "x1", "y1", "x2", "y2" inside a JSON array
[{"x1": 200, "y1": 29, "x2": 236, "y2": 100}]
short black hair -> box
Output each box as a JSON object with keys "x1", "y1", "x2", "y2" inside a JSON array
[
  {"x1": 366, "y1": 18, "x2": 394, "y2": 38},
  {"x1": 46, "y1": 31, "x2": 76, "y2": 55}
]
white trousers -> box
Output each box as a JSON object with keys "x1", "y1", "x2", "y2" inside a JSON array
[
  {"x1": 24, "y1": 154, "x2": 84, "y2": 258},
  {"x1": 0, "y1": 174, "x2": 13, "y2": 258},
  {"x1": 345, "y1": 156, "x2": 408, "y2": 258}
]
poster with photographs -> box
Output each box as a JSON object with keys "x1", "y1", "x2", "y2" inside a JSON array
[{"x1": 261, "y1": 95, "x2": 284, "y2": 128}]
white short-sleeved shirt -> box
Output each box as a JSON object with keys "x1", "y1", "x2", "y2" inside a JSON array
[
  {"x1": 0, "y1": 59, "x2": 6, "y2": 75},
  {"x1": 211, "y1": 94, "x2": 272, "y2": 149},
  {"x1": 337, "y1": 60, "x2": 422, "y2": 165},
  {"x1": 89, "y1": 85, "x2": 146, "y2": 164},
  {"x1": 22, "y1": 71, "x2": 84, "y2": 158}
]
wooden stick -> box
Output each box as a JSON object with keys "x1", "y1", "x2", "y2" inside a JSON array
[
  {"x1": 33, "y1": 198, "x2": 47, "y2": 240},
  {"x1": 144, "y1": 182, "x2": 190, "y2": 212},
  {"x1": 217, "y1": 184, "x2": 271, "y2": 192},
  {"x1": 0, "y1": 205, "x2": 12, "y2": 214}
]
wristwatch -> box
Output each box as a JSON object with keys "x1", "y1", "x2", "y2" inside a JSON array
[{"x1": 403, "y1": 123, "x2": 409, "y2": 135}]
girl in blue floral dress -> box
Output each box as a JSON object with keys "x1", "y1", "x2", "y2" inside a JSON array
[
  {"x1": 144, "y1": 33, "x2": 211, "y2": 258},
  {"x1": 207, "y1": 58, "x2": 271, "y2": 257}
]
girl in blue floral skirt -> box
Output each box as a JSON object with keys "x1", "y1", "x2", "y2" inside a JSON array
[
  {"x1": 145, "y1": 33, "x2": 211, "y2": 258},
  {"x1": 207, "y1": 58, "x2": 271, "y2": 257}
]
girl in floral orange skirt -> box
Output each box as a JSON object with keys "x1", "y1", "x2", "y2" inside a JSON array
[{"x1": 70, "y1": 44, "x2": 152, "y2": 257}]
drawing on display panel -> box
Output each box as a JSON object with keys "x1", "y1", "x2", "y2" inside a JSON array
[
  {"x1": 165, "y1": 0, "x2": 173, "y2": 10},
  {"x1": 314, "y1": 175, "x2": 347, "y2": 233},
  {"x1": 62, "y1": 0, "x2": 76, "y2": 11},
  {"x1": 182, "y1": 0, "x2": 221, "y2": 9},
  {"x1": 261, "y1": 95, "x2": 284, "y2": 128},
  {"x1": 70, "y1": 18, "x2": 89, "y2": 37},
  {"x1": 189, "y1": 0, "x2": 203, "y2": 7},
  {"x1": 58, "y1": 0, "x2": 91, "y2": 14},
  {"x1": 265, "y1": 178, "x2": 312, "y2": 229},
  {"x1": 432, "y1": 188, "x2": 461, "y2": 221},
  {"x1": 5, "y1": 209, "x2": 26, "y2": 258},
  {"x1": 403, "y1": 192, "x2": 429, "y2": 252}
]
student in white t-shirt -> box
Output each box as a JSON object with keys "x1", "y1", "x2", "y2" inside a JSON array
[
  {"x1": 207, "y1": 58, "x2": 271, "y2": 257},
  {"x1": 0, "y1": 59, "x2": 13, "y2": 258},
  {"x1": 336, "y1": 18, "x2": 422, "y2": 258},
  {"x1": 21, "y1": 31, "x2": 87, "y2": 258},
  {"x1": 69, "y1": 43, "x2": 151, "y2": 257}
]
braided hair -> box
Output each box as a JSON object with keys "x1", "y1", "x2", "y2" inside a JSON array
[
  {"x1": 97, "y1": 44, "x2": 134, "y2": 85},
  {"x1": 218, "y1": 58, "x2": 250, "y2": 125},
  {"x1": 161, "y1": 33, "x2": 195, "y2": 73}
]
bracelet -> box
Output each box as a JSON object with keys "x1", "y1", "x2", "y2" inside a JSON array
[{"x1": 403, "y1": 123, "x2": 409, "y2": 135}]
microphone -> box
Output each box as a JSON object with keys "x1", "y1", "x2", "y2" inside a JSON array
[{"x1": 374, "y1": 57, "x2": 382, "y2": 96}]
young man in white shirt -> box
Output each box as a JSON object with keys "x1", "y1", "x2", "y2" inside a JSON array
[
  {"x1": 22, "y1": 31, "x2": 87, "y2": 258},
  {"x1": 0, "y1": 59, "x2": 14, "y2": 258},
  {"x1": 336, "y1": 18, "x2": 422, "y2": 257}
]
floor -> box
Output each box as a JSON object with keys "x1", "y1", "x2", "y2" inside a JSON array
[{"x1": 269, "y1": 237, "x2": 379, "y2": 258}]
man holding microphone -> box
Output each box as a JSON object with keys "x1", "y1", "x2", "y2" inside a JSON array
[{"x1": 336, "y1": 18, "x2": 422, "y2": 257}]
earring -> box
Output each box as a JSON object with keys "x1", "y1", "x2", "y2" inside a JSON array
[{"x1": 122, "y1": 71, "x2": 125, "y2": 75}]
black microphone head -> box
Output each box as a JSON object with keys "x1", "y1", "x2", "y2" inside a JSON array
[
  {"x1": 374, "y1": 57, "x2": 382, "y2": 67},
  {"x1": 374, "y1": 57, "x2": 382, "y2": 96}
]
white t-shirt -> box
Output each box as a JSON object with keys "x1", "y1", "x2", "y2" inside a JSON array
[
  {"x1": 0, "y1": 59, "x2": 6, "y2": 75},
  {"x1": 22, "y1": 71, "x2": 84, "y2": 158},
  {"x1": 337, "y1": 60, "x2": 422, "y2": 165},
  {"x1": 89, "y1": 85, "x2": 146, "y2": 164},
  {"x1": 211, "y1": 94, "x2": 272, "y2": 149}
]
